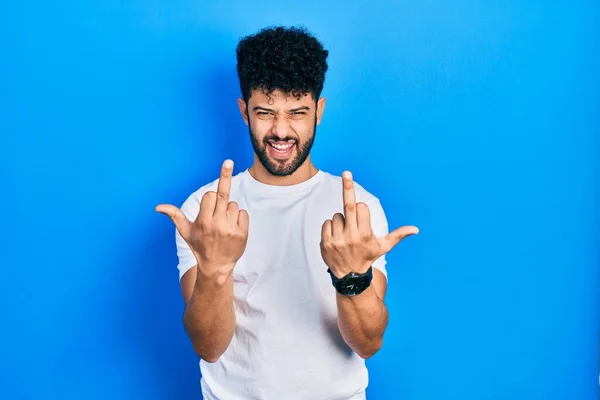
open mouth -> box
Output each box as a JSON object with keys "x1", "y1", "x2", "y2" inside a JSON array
[{"x1": 266, "y1": 139, "x2": 296, "y2": 160}]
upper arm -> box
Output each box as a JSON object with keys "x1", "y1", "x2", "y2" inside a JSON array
[
  {"x1": 176, "y1": 194, "x2": 200, "y2": 278},
  {"x1": 367, "y1": 197, "x2": 390, "y2": 285},
  {"x1": 180, "y1": 266, "x2": 197, "y2": 303},
  {"x1": 372, "y1": 267, "x2": 388, "y2": 301},
  {"x1": 175, "y1": 193, "x2": 202, "y2": 302}
]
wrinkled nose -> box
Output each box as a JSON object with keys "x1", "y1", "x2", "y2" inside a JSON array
[{"x1": 271, "y1": 115, "x2": 291, "y2": 139}]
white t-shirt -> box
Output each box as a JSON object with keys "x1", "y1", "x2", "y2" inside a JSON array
[{"x1": 175, "y1": 169, "x2": 389, "y2": 400}]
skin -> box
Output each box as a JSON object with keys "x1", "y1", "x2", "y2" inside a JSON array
[
  {"x1": 155, "y1": 88, "x2": 419, "y2": 362},
  {"x1": 156, "y1": 160, "x2": 248, "y2": 362},
  {"x1": 237, "y1": 89, "x2": 326, "y2": 186},
  {"x1": 321, "y1": 170, "x2": 419, "y2": 358}
]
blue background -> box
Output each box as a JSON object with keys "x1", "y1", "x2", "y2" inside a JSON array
[{"x1": 1, "y1": 1, "x2": 598, "y2": 399}]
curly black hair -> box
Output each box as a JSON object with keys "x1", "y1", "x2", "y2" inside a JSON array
[{"x1": 236, "y1": 26, "x2": 329, "y2": 102}]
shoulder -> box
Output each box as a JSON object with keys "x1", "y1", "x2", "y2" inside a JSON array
[
  {"x1": 319, "y1": 171, "x2": 382, "y2": 206},
  {"x1": 318, "y1": 171, "x2": 389, "y2": 227},
  {"x1": 318, "y1": 170, "x2": 390, "y2": 237},
  {"x1": 179, "y1": 171, "x2": 246, "y2": 218}
]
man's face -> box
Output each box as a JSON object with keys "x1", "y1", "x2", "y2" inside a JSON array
[{"x1": 238, "y1": 89, "x2": 326, "y2": 177}]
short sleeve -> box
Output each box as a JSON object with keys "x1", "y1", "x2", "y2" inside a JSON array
[
  {"x1": 175, "y1": 193, "x2": 201, "y2": 281},
  {"x1": 367, "y1": 198, "x2": 389, "y2": 281}
]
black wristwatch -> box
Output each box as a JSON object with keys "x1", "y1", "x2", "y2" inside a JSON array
[{"x1": 327, "y1": 266, "x2": 373, "y2": 297}]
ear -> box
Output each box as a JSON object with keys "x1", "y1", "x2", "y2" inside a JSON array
[
  {"x1": 316, "y1": 97, "x2": 326, "y2": 125},
  {"x1": 237, "y1": 98, "x2": 249, "y2": 125}
]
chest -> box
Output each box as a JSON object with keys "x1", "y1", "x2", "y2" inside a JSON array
[{"x1": 230, "y1": 193, "x2": 339, "y2": 313}]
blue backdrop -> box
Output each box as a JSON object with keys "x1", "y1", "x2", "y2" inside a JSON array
[{"x1": 1, "y1": 1, "x2": 598, "y2": 399}]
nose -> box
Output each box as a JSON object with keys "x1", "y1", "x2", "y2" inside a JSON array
[{"x1": 271, "y1": 114, "x2": 291, "y2": 139}]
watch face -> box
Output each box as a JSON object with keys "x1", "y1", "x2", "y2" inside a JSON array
[{"x1": 340, "y1": 273, "x2": 370, "y2": 296}]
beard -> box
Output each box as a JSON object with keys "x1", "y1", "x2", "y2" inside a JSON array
[{"x1": 248, "y1": 117, "x2": 316, "y2": 177}]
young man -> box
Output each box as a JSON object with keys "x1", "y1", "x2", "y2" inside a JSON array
[{"x1": 156, "y1": 26, "x2": 418, "y2": 400}]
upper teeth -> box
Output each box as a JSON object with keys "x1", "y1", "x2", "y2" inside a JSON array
[{"x1": 272, "y1": 143, "x2": 292, "y2": 150}]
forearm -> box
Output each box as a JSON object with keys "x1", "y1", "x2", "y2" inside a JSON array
[
  {"x1": 183, "y1": 267, "x2": 236, "y2": 363},
  {"x1": 336, "y1": 285, "x2": 388, "y2": 359}
]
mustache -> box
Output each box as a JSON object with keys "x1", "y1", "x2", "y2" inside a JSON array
[{"x1": 262, "y1": 135, "x2": 298, "y2": 143}]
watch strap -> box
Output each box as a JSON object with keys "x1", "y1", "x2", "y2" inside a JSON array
[{"x1": 327, "y1": 266, "x2": 373, "y2": 295}]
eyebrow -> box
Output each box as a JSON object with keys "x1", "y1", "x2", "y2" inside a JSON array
[
  {"x1": 288, "y1": 106, "x2": 310, "y2": 112},
  {"x1": 252, "y1": 106, "x2": 275, "y2": 112},
  {"x1": 252, "y1": 106, "x2": 310, "y2": 113}
]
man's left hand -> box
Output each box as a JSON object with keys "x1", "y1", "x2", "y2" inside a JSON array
[{"x1": 320, "y1": 171, "x2": 419, "y2": 278}]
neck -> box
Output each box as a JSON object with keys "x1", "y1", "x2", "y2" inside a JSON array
[{"x1": 249, "y1": 157, "x2": 318, "y2": 186}]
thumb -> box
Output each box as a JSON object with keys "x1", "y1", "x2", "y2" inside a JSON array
[
  {"x1": 156, "y1": 204, "x2": 192, "y2": 240},
  {"x1": 377, "y1": 225, "x2": 419, "y2": 253}
]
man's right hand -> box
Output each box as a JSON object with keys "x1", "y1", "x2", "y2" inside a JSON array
[{"x1": 156, "y1": 159, "x2": 250, "y2": 280}]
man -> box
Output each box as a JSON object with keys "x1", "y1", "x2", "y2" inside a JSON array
[{"x1": 156, "y1": 26, "x2": 418, "y2": 400}]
